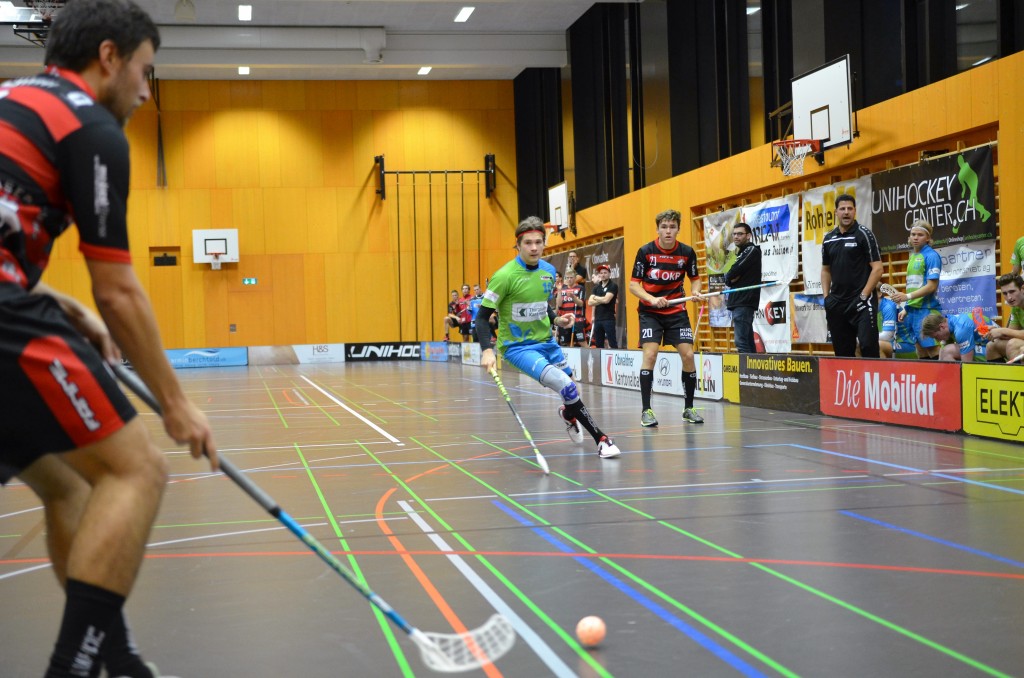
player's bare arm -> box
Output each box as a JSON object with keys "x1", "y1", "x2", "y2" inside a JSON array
[
  {"x1": 87, "y1": 258, "x2": 218, "y2": 468},
  {"x1": 629, "y1": 280, "x2": 668, "y2": 308}
]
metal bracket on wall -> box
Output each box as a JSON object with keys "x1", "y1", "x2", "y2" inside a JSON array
[{"x1": 372, "y1": 153, "x2": 497, "y2": 200}]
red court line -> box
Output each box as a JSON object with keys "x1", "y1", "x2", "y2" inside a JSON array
[
  {"x1": 374, "y1": 487, "x2": 502, "y2": 677},
  {"x1": 8, "y1": 552, "x2": 1022, "y2": 581}
]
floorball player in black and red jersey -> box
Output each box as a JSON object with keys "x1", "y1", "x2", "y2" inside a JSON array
[
  {"x1": 628, "y1": 209, "x2": 705, "y2": 428},
  {"x1": 0, "y1": 2, "x2": 216, "y2": 676}
]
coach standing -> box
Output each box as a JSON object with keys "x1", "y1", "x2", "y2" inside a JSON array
[
  {"x1": 724, "y1": 222, "x2": 761, "y2": 353},
  {"x1": 821, "y1": 194, "x2": 883, "y2": 357}
]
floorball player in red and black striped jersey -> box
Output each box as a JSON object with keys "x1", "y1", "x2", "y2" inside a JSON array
[
  {"x1": 628, "y1": 209, "x2": 705, "y2": 427},
  {"x1": 0, "y1": 2, "x2": 216, "y2": 676}
]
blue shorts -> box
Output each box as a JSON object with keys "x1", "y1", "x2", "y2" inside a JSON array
[
  {"x1": 898, "y1": 306, "x2": 939, "y2": 348},
  {"x1": 501, "y1": 340, "x2": 570, "y2": 381}
]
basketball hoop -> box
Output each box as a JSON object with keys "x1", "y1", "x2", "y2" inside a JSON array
[
  {"x1": 25, "y1": 0, "x2": 65, "y2": 25},
  {"x1": 210, "y1": 253, "x2": 223, "y2": 270},
  {"x1": 771, "y1": 139, "x2": 821, "y2": 177}
]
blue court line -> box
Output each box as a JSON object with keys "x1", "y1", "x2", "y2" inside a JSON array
[
  {"x1": 749, "y1": 443, "x2": 1024, "y2": 497},
  {"x1": 491, "y1": 501, "x2": 770, "y2": 678},
  {"x1": 839, "y1": 511, "x2": 1024, "y2": 569}
]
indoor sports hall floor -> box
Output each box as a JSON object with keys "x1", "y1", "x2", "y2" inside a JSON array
[{"x1": 3, "y1": 361, "x2": 1023, "y2": 677}]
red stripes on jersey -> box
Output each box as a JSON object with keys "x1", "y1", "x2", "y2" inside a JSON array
[
  {"x1": 0, "y1": 119, "x2": 61, "y2": 204},
  {"x1": 3, "y1": 85, "x2": 84, "y2": 143},
  {"x1": 18, "y1": 335, "x2": 125, "y2": 447}
]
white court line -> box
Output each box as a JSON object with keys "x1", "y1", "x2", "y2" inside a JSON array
[
  {"x1": 423, "y1": 474, "x2": 874, "y2": 503},
  {"x1": 397, "y1": 500, "x2": 574, "y2": 677},
  {"x1": 0, "y1": 506, "x2": 44, "y2": 520},
  {"x1": 300, "y1": 375, "x2": 403, "y2": 445}
]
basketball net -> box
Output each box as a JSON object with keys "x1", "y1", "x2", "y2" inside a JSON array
[
  {"x1": 211, "y1": 254, "x2": 222, "y2": 270},
  {"x1": 772, "y1": 139, "x2": 819, "y2": 177},
  {"x1": 26, "y1": 0, "x2": 65, "y2": 25}
]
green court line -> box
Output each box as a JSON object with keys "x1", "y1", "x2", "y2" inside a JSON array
[
  {"x1": 320, "y1": 382, "x2": 390, "y2": 424},
  {"x1": 261, "y1": 381, "x2": 289, "y2": 428},
  {"x1": 341, "y1": 380, "x2": 439, "y2": 422},
  {"x1": 359, "y1": 440, "x2": 612, "y2": 678},
  {"x1": 588, "y1": 487, "x2": 1013, "y2": 678},
  {"x1": 292, "y1": 443, "x2": 413, "y2": 676},
  {"x1": 470, "y1": 435, "x2": 584, "y2": 486},
  {"x1": 410, "y1": 436, "x2": 795, "y2": 677},
  {"x1": 523, "y1": 483, "x2": 904, "y2": 507},
  {"x1": 293, "y1": 384, "x2": 342, "y2": 426},
  {"x1": 154, "y1": 511, "x2": 411, "y2": 530},
  {"x1": 780, "y1": 419, "x2": 1024, "y2": 465}
]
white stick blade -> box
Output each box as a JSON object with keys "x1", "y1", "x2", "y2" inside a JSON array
[{"x1": 414, "y1": 614, "x2": 516, "y2": 672}]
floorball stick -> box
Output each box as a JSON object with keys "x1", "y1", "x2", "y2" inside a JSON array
[
  {"x1": 110, "y1": 363, "x2": 514, "y2": 673},
  {"x1": 668, "y1": 280, "x2": 779, "y2": 306},
  {"x1": 487, "y1": 368, "x2": 551, "y2": 475}
]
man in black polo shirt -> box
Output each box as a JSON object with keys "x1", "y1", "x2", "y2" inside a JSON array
[
  {"x1": 725, "y1": 222, "x2": 761, "y2": 354},
  {"x1": 820, "y1": 194, "x2": 883, "y2": 357},
  {"x1": 588, "y1": 264, "x2": 619, "y2": 348}
]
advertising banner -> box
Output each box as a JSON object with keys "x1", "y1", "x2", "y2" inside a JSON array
[
  {"x1": 596, "y1": 349, "x2": 722, "y2": 401},
  {"x1": 562, "y1": 347, "x2": 583, "y2": 382},
  {"x1": 448, "y1": 343, "x2": 462, "y2": 363},
  {"x1": 739, "y1": 354, "x2": 819, "y2": 414},
  {"x1": 801, "y1": 178, "x2": 872, "y2": 294},
  {"x1": 743, "y1": 195, "x2": 800, "y2": 285},
  {"x1": 344, "y1": 342, "x2": 421, "y2": 361},
  {"x1": 870, "y1": 145, "x2": 995, "y2": 253},
  {"x1": 250, "y1": 344, "x2": 347, "y2": 365},
  {"x1": 752, "y1": 281, "x2": 792, "y2": 353},
  {"x1": 166, "y1": 347, "x2": 248, "y2": 369},
  {"x1": 704, "y1": 209, "x2": 742, "y2": 328},
  {"x1": 819, "y1": 358, "x2": 961, "y2": 430},
  {"x1": 935, "y1": 240, "x2": 998, "y2": 319},
  {"x1": 421, "y1": 342, "x2": 449, "y2": 362},
  {"x1": 579, "y1": 348, "x2": 601, "y2": 385},
  {"x1": 791, "y1": 293, "x2": 829, "y2": 344},
  {"x1": 961, "y1": 363, "x2": 1024, "y2": 442},
  {"x1": 723, "y1": 353, "x2": 740, "y2": 403},
  {"x1": 461, "y1": 342, "x2": 482, "y2": 366},
  {"x1": 546, "y1": 237, "x2": 627, "y2": 348}
]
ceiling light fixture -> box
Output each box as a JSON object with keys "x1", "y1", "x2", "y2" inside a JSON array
[
  {"x1": 746, "y1": 7, "x2": 760, "y2": 15},
  {"x1": 454, "y1": 7, "x2": 474, "y2": 23},
  {"x1": 956, "y1": 3, "x2": 969, "y2": 10},
  {"x1": 174, "y1": 0, "x2": 196, "y2": 22},
  {"x1": 238, "y1": 66, "x2": 250, "y2": 75},
  {"x1": 418, "y1": 66, "x2": 432, "y2": 75},
  {"x1": 238, "y1": 4, "x2": 252, "y2": 21},
  {"x1": 972, "y1": 56, "x2": 993, "y2": 66}
]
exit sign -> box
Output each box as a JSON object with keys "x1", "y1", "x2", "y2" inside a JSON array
[{"x1": 242, "y1": 277, "x2": 258, "y2": 286}]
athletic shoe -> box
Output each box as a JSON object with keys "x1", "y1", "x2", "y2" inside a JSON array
[
  {"x1": 443, "y1": 334, "x2": 450, "y2": 342},
  {"x1": 597, "y1": 436, "x2": 621, "y2": 459},
  {"x1": 640, "y1": 408, "x2": 658, "y2": 427},
  {"x1": 682, "y1": 407, "x2": 705, "y2": 424},
  {"x1": 559, "y1": 406, "x2": 585, "y2": 444}
]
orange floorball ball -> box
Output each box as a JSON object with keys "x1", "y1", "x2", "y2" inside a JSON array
[{"x1": 576, "y1": 615, "x2": 606, "y2": 648}]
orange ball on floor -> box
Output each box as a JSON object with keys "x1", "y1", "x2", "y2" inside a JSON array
[{"x1": 576, "y1": 615, "x2": 606, "y2": 648}]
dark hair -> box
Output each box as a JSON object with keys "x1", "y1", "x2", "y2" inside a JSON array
[
  {"x1": 835, "y1": 193, "x2": 856, "y2": 208},
  {"x1": 515, "y1": 216, "x2": 546, "y2": 245},
  {"x1": 997, "y1": 273, "x2": 1024, "y2": 289},
  {"x1": 46, "y1": 0, "x2": 160, "y2": 71},
  {"x1": 655, "y1": 209, "x2": 682, "y2": 226},
  {"x1": 733, "y1": 222, "x2": 752, "y2": 234}
]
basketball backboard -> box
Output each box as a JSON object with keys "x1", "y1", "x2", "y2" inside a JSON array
[
  {"x1": 192, "y1": 229, "x2": 239, "y2": 268},
  {"x1": 548, "y1": 181, "x2": 569, "y2": 233},
  {"x1": 791, "y1": 54, "x2": 855, "y2": 151}
]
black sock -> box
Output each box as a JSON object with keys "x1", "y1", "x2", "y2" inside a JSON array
[
  {"x1": 683, "y1": 371, "x2": 697, "y2": 409},
  {"x1": 640, "y1": 370, "x2": 653, "y2": 410},
  {"x1": 46, "y1": 579, "x2": 123, "y2": 678},
  {"x1": 564, "y1": 400, "x2": 605, "y2": 443},
  {"x1": 101, "y1": 612, "x2": 154, "y2": 678}
]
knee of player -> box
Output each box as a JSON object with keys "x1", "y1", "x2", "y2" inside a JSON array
[{"x1": 559, "y1": 380, "x2": 579, "y2": 402}]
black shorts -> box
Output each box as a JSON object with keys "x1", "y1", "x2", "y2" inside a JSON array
[
  {"x1": 459, "y1": 322, "x2": 472, "y2": 336},
  {"x1": 0, "y1": 284, "x2": 136, "y2": 484},
  {"x1": 638, "y1": 311, "x2": 693, "y2": 346}
]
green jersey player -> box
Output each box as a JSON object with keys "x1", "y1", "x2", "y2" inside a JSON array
[{"x1": 476, "y1": 217, "x2": 621, "y2": 459}]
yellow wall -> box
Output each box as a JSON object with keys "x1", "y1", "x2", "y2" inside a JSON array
[
  {"x1": 44, "y1": 53, "x2": 1024, "y2": 349},
  {"x1": 568, "y1": 53, "x2": 1023, "y2": 347},
  {"x1": 44, "y1": 80, "x2": 519, "y2": 347}
]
